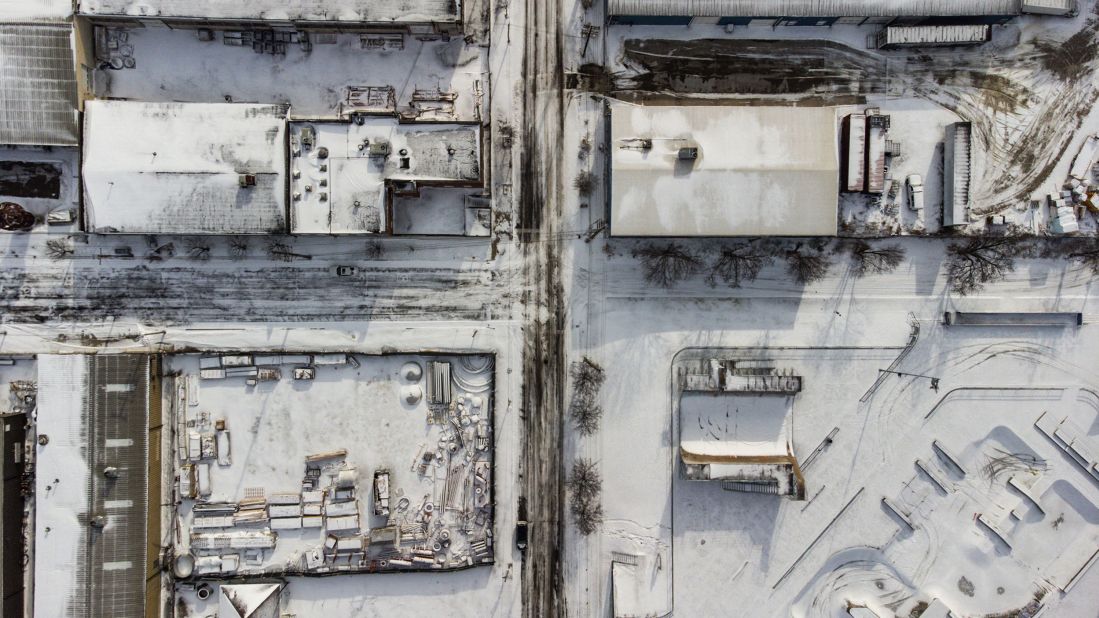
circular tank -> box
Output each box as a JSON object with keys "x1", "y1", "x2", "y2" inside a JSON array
[
  {"x1": 173, "y1": 552, "x2": 195, "y2": 579},
  {"x1": 401, "y1": 362, "x2": 423, "y2": 382}
]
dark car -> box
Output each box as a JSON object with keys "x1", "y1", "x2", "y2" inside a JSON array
[{"x1": 516, "y1": 496, "x2": 529, "y2": 552}]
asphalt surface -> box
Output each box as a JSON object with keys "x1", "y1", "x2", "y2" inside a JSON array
[{"x1": 518, "y1": 0, "x2": 567, "y2": 615}]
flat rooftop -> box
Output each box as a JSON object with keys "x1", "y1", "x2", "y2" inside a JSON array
[
  {"x1": 78, "y1": 0, "x2": 461, "y2": 23},
  {"x1": 82, "y1": 101, "x2": 289, "y2": 235},
  {"x1": 34, "y1": 354, "x2": 151, "y2": 618},
  {"x1": 289, "y1": 120, "x2": 481, "y2": 234},
  {"x1": 609, "y1": 103, "x2": 839, "y2": 237}
]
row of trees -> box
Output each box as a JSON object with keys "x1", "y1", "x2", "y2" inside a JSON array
[
  {"x1": 631, "y1": 237, "x2": 1099, "y2": 296},
  {"x1": 632, "y1": 239, "x2": 905, "y2": 289}
]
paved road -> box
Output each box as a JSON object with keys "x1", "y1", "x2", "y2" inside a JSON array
[
  {"x1": 0, "y1": 236, "x2": 512, "y2": 325},
  {"x1": 518, "y1": 0, "x2": 567, "y2": 615}
]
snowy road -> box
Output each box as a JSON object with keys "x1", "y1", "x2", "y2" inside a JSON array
[{"x1": 0, "y1": 236, "x2": 512, "y2": 324}]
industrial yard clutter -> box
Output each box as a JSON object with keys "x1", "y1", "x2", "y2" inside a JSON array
[{"x1": 168, "y1": 352, "x2": 496, "y2": 589}]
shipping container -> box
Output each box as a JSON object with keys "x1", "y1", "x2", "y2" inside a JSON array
[{"x1": 876, "y1": 25, "x2": 991, "y2": 49}]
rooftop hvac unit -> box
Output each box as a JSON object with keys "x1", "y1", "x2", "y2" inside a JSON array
[
  {"x1": 678, "y1": 147, "x2": 698, "y2": 161},
  {"x1": 368, "y1": 140, "x2": 391, "y2": 157},
  {"x1": 238, "y1": 174, "x2": 256, "y2": 188},
  {"x1": 868, "y1": 114, "x2": 891, "y2": 129}
]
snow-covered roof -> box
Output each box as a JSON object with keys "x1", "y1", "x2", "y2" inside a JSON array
[
  {"x1": 679, "y1": 392, "x2": 792, "y2": 460},
  {"x1": 608, "y1": 0, "x2": 1023, "y2": 17},
  {"x1": 78, "y1": 0, "x2": 461, "y2": 23},
  {"x1": 0, "y1": 24, "x2": 78, "y2": 146},
  {"x1": 35, "y1": 354, "x2": 151, "y2": 618},
  {"x1": 219, "y1": 583, "x2": 283, "y2": 618},
  {"x1": 610, "y1": 103, "x2": 839, "y2": 237},
  {"x1": 82, "y1": 100, "x2": 289, "y2": 234},
  {"x1": 0, "y1": 0, "x2": 73, "y2": 21},
  {"x1": 289, "y1": 120, "x2": 481, "y2": 234}
]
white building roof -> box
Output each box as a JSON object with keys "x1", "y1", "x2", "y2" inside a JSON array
[
  {"x1": 289, "y1": 119, "x2": 481, "y2": 234},
  {"x1": 34, "y1": 355, "x2": 89, "y2": 618},
  {"x1": 608, "y1": 0, "x2": 1022, "y2": 16},
  {"x1": 83, "y1": 100, "x2": 289, "y2": 234},
  {"x1": 78, "y1": 0, "x2": 461, "y2": 23},
  {"x1": 679, "y1": 392, "x2": 792, "y2": 460},
  {"x1": 610, "y1": 103, "x2": 839, "y2": 237},
  {"x1": 0, "y1": 24, "x2": 78, "y2": 146},
  {"x1": 219, "y1": 583, "x2": 282, "y2": 618},
  {"x1": 0, "y1": 0, "x2": 73, "y2": 21}
]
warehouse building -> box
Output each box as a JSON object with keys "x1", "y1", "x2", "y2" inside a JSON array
[
  {"x1": 78, "y1": 0, "x2": 462, "y2": 33},
  {"x1": 35, "y1": 354, "x2": 157, "y2": 618},
  {"x1": 609, "y1": 102, "x2": 839, "y2": 237},
  {"x1": 82, "y1": 101, "x2": 290, "y2": 234},
  {"x1": 607, "y1": 0, "x2": 1072, "y2": 26}
]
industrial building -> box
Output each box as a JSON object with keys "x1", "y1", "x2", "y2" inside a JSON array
[
  {"x1": 82, "y1": 101, "x2": 290, "y2": 234},
  {"x1": 78, "y1": 0, "x2": 463, "y2": 33},
  {"x1": 289, "y1": 119, "x2": 484, "y2": 235},
  {"x1": 607, "y1": 0, "x2": 1075, "y2": 25},
  {"x1": 34, "y1": 354, "x2": 157, "y2": 618},
  {"x1": 678, "y1": 359, "x2": 806, "y2": 499},
  {"x1": 609, "y1": 102, "x2": 839, "y2": 237}
]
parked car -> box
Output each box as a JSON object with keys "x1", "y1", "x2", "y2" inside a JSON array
[
  {"x1": 906, "y1": 174, "x2": 925, "y2": 217},
  {"x1": 515, "y1": 496, "x2": 529, "y2": 552}
]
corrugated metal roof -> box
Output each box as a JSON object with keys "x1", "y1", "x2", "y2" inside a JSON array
[
  {"x1": 608, "y1": 0, "x2": 1022, "y2": 17},
  {"x1": 79, "y1": 0, "x2": 460, "y2": 22},
  {"x1": 883, "y1": 24, "x2": 990, "y2": 45},
  {"x1": 0, "y1": 24, "x2": 78, "y2": 146},
  {"x1": 0, "y1": 0, "x2": 73, "y2": 22}
]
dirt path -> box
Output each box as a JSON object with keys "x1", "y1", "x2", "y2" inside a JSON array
[{"x1": 518, "y1": 0, "x2": 567, "y2": 615}]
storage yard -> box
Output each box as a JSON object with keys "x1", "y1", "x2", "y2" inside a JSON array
[{"x1": 165, "y1": 352, "x2": 496, "y2": 585}]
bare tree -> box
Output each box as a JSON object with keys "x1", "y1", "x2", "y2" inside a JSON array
[
  {"x1": 945, "y1": 237, "x2": 1021, "y2": 296},
  {"x1": 266, "y1": 239, "x2": 311, "y2": 262},
  {"x1": 365, "y1": 240, "x2": 385, "y2": 260},
  {"x1": 633, "y1": 243, "x2": 703, "y2": 287},
  {"x1": 708, "y1": 242, "x2": 774, "y2": 288},
  {"x1": 574, "y1": 170, "x2": 597, "y2": 196},
  {"x1": 45, "y1": 238, "x2": 74, "y2": 261},
  {"x1": 1069, "y1": 240, "x2": 1099, "y2": 276},
  {"x1": 568, "y1": 458, "x2": 602, "y2": 536},
  {"x1": 569, "y1": 357, "x2": 605, "y2": 435},
  {"x1": 784, "y1": 243, "x2": 830, "y2": 285},
  {"x1": 847, "y1": 240, "x2": 905, "y2": 278},
  {"x1": 229, "y1": 236, "x2": 249, "y2": 260},
  {"x1": 185, "y1": 240, "x2": 211, "y2": 261}
]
